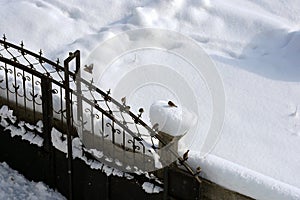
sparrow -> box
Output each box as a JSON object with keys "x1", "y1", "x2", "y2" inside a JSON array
[
  {"x1": 183, "y1": 149, "x2": 189, "y2": 161},
  {"x1": 121, "y1": 96, "x2": 126, "y2": 105},
  {"x1": 168, "y1": 100, "x2": 177, "y2": 107},
  {"x1": 84, "y1": 63, "x2": 94, "y2": 74},
  {"x1": 152, "y1": 123, "x2": 159, "y2": 132}
]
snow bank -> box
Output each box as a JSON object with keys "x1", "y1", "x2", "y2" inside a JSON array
[
  {"x1": 149, "y1": 100, "x2": 197, "y2": 136},
  {"x1": 0, "y1": 162, "x2": 65, "y2": 200},
  {"x1": 1, "y1": 0, "x2": 300, "y2": 199},
  {"x1": 142, "y1": 182, "x2": 163, "y2": 194},
  {"x1": 189, "y1": 153, "x2": 300, "y2": 200},
  {"x1": 0, "y1": 106, "x2": 43, "y2": 147}
]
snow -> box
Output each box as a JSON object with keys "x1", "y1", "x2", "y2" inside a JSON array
[
  {"x1": 190, "y1": 153, "x2": 300, "y2": 200},
  {"x1": 149, "y1": 100, "x2": 197, "y2": 136},
  {"x1": 51, "y1": 128, "x2": 67, "y2": 154},
  {"x1": 142, "y1": 182, "x2": 163, "y2": 194},
  {"x1": 0, "y1": 106, "x2": 44, "y2": 147},
  {"x1": 1, "y1": 111, "x2": 162, "y2": 194},
  {"x1": 0, "y1": 162, "x2": 65, "y2": 200},
  {"x1": 0, "y1": 105, "x2": 16, "y2": 125},
  {"x1": 1, "y1": 0, "x2": 300, "y2": 199}
]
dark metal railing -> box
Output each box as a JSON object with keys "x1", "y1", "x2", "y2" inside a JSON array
[{"x1": 0, "y1": 35, "x2": 201, "y2": 199}]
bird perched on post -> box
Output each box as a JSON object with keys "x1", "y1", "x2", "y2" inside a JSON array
[
  {"x1": 168, "y1": 100, "x2": 177, "y2": 107},
  {"x1": 183, "y1": 149, "x2": 189, "y2": 161},
  {"x1": 121, "y1": 96, "x2": 126, "y2": 105},
  {"x1": 84, "y1": 63, "x2": 94, "y2": 74},
  {"x1": 152, "y1": 123, "x2": 159, "y2": 132}
]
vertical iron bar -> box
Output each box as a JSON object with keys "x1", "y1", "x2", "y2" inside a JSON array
[
  {"x1": 122, "y1": 130, "x2": 125, "y2": 149},
  {"x1": 71, "y1": 92, "x2": 74, "y2": 130},
  {"x1": 22, "y1": 70, "x2": 27, "y2": 115},
  {"x1": 60, "y1": 87, "x2": 63, "y2": 129},
  {"x1": 106, "y1": 175, "x2": 111, "y2": 200},
  {"x1": 41, "y1": 76, "x2": 55, "y2": 187},
  {"x1": 13, "y1": 66, "x2": 18, "y2": 108},
  {"x1": 31, "y1": 74, "x2": 36, "y2": 122},
  {"x1": 64, "y1": 50, "x2": 80, "y2": 200},
  {"x1": 75, "y1": 55, "x2": 83, "y2": 138},
  {"x1": 41, "y1": 76, "x2": 53, "y2": 150},
  {"x1": 112, "y1": 121, "x2": 115, "y2": 144},
  {"x1": 163, "y1": 167, "x2": 169, "y2": 200},
  {"x1": 64, "y1": 58, "x2": 73, "y2": 200},
  {"x1": 102, "y1": 113, "x2": 104, "y2": 137},
  {"x1": 4, "y1": 63, "x2": 9, "y2": 104},
  {"x1": 91, "y1": 106, "x2": 94, "y2": 134}
]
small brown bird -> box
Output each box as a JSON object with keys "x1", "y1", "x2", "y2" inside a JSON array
[
  {"x1": 182, "y1": 149, "x2": 189, "y2": 161},
  {"x1": 121, "y1": 96, "x2": 126, "y2": 105},
  {"x1": 84, "y1": 63, "x2": 94, "y2": 74},
  {"x1": 152, "y1": 123, "x2": 159, "y2": 132},
  {"x1": 168, "y1": 100, "x2": 177, "y2": 107}
]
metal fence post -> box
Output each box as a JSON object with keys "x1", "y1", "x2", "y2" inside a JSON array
[
  {"x1": 163, "y1": 166, "x2": 169, "y2": 200},
  {"x1": 64, "y1": 50, "x2": 80, "y2": 200},
  {"x1": 75, "y1": 53, "x2": 83, "y2": 138},
  {"x1": 64, "y1": 59, "x2": 74, "y2": 200},
  {"x1": 41, "y1": 76, "x2": 55, "y2": 187}
]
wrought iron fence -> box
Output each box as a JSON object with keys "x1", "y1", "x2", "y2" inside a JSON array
[{"x1": 0, "y1": 35, "x2": 201, "y2": 199}]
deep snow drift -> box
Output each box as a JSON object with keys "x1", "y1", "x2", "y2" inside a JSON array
[{"x1": 1, "y1": 0, "x2": 300, "y2": 199}]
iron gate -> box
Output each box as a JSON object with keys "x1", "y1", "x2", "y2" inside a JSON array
[{"x1": 0, "y1": 35, "x2": 201, "y2": 199}]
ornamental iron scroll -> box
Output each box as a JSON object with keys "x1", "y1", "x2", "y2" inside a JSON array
[{"x1": 0, "y1": 35, "x2": 201, "y2": 183}]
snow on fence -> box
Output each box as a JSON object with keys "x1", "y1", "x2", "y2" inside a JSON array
[{"x1": 0, "y1": 36, "x2": 201, "y2": 199}]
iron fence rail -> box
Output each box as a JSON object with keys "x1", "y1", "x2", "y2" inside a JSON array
[{"x1": 0, "y1": 36, "x2": 201, "y2": 199}]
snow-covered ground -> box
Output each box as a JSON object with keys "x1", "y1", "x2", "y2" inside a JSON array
[
  {"x1": 1, "y1": 0, "x2": 300, "y2": 199},
  {"x1": 0, "y1": 105, "x2": 163, "y2": 195},
  {"x1": 0, "y1": 162, "x2": 65, "y2": 200}
]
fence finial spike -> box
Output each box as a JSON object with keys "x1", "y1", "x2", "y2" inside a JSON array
[
  {"x1": 20, "y1": 41, "x2": 24, "y2": 48},
  {"x1": 56, "y1": 58, "x2": 60, "y2": 65},
  {"x1": 137, "y1": 108, "x2": 144, "y2": 118},
  {"x1": 39, "y1": 49, "x2": 43, "y2": 56},
  {"x1": 3, "y1": 34, "x2": 6, "y2": 41},
  {"x1": 139, "y1": 108, "x2": 144, "y2": 113}
]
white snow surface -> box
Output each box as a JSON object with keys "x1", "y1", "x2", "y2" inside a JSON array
[
  {"x1": 0, "y1": 162, "x2": 65, "y2": 200},
  {"x1": 2, "y1": 0, "x2": 300, "y2": 199},
  {"x1": 142, "y1": 182, "x2": 163, "y2": 194},
  {"x1": 149, "y1": 100, "x2": 197, "y2": 136},
  {"x1": 0, "y1": 106, "x2": 44, "y2": 147}
]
